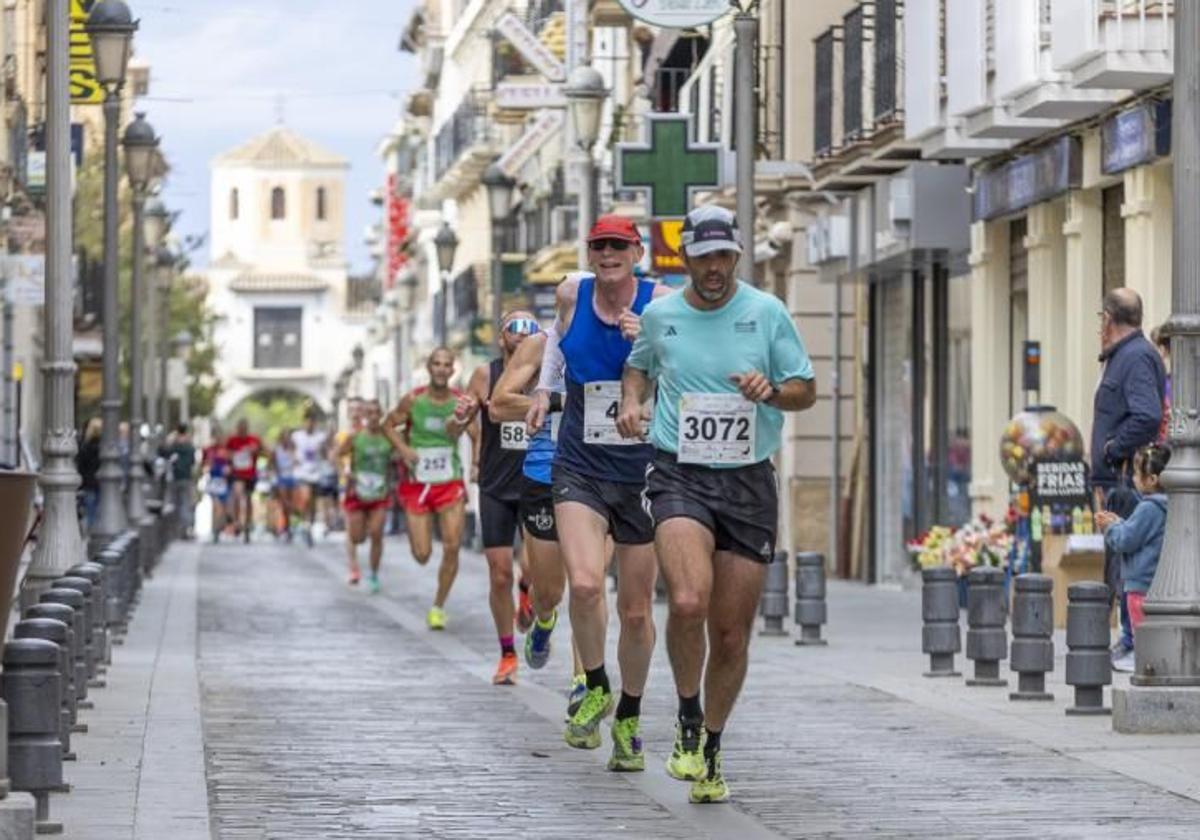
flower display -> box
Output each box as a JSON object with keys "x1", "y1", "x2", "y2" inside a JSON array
[{"x1": 907, "y1": 514, "x2": 1013, "y2": 575}]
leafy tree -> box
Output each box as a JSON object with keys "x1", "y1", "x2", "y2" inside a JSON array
[{"x1": 224, "y1": 390, "x2": 309, "y2": 445}]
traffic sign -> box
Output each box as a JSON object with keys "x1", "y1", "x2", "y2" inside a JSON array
[
  {"x1": 615, "y1": 113, "x2": 721, "y2": 219},
  {"x1": 615, "y1": 0, "x2": 730, "y2": 29}
]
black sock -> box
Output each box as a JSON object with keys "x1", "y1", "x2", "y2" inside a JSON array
[
  {"x1": 678, "y1": 693, "x2": 703, "y2": 724},
  {"x1": 615, "y1": 691, "x2": 642, "y2": 721},
  {"x1": 704, "y1": 728, "x2": 722, "y2": 757},
  {"x1": 585, "y1": 665, "x2": 609, "y2": 693}
]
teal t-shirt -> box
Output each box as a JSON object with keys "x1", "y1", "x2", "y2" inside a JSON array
[{"x1": 627, "y1": 282, "x2": 814, "y2": 468}]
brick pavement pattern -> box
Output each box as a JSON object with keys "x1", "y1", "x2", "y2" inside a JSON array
[{"x1": 193, "y1": 538, "x2": 1200, "y2": 839}]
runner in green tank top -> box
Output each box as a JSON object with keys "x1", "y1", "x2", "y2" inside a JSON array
[
  {"x1": 334, "y1": 400, "x2": 397, "y2": 594},
  {"x1": 383, "y1": 347, "x2": 477, "y2": 630}
]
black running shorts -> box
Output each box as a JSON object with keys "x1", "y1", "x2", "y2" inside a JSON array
[
  {"x1": 643, "y1": 451, "x2": 778, "y2": 563},
  {"x1": 552, "y1": 464, "x2": 654, "y2": 546},
  {"x1": 480, "y1": 492, "x2": 521, "y2": 549},
  {"x1": 519, "y1": 478, "x2": 557, "y2": 542}
]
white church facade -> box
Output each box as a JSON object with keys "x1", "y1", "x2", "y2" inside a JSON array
[{"x1": 206, "y1": 126, "x2": 367, "y2": 419}]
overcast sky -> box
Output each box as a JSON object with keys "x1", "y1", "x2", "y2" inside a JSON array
[{"x1": 134, "y1": 0, "x2": 418, "y2": 274}]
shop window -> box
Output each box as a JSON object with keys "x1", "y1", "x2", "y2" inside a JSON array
[
  {"x1": 271, "y1": 186, "x2": 286, "y2": 220},
  {"x1": 1102, "y1": 184, "x2": 1126, "y2": 297}
]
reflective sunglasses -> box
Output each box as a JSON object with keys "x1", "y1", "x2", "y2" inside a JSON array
[
  {"x1": 504, "y1": 318, "x2": 540, "y2": 336},
  {"x1": 588, "y1": 238, "x2": 633, "y2": 252}
]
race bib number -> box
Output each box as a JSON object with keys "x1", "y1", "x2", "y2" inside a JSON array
[
  {"x1": 232, "y1": 450, "x2": 253, "y2": 471},
  {"x1": 356, "y1": 471, "x2": 386, "y2": 501},
  {"x1": 207, "y1": 477, "x2": 227, "y2": 497},
  {"x1": 414, "y1": 447, "x2": 454, "y2": 483},
  {"x1": 583, "y1": 381, "x2": 637, "y2": 446},
  {"x1": 500, "y1": 421, "x2": 529, "y2": 451},
  {"x1": 677, "y1": 393, "x2": 756, "y2": 465}
]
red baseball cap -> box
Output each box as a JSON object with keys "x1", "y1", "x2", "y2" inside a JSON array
[{"x1": 586, "y1": 214, "x2": 641, "y2": 244}]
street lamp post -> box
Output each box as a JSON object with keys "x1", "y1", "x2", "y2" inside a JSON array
[
  {"x1": 434, "y1": 222, "x2": 458, "y2": 346},
  {"x1": 1114, "y1": 2, "x2": 1200, "y2": 732},
  {"x1": 156, "y1": 247, "x2": 175, "y2": 432},
  {"x1": 171, "y1": 330, "x2": 193, "y2": 425},
  {"x1": 732, "y1": 4, "x2": 758, "y2": 282},
  {"x1": 26, "y1": 0, "x2": 86, "y2": 595},
  {"x1": 86, "y1": 0, "x2": 137, "y2": 544},
  {"x1": 482, "y1": 162, "x2": 516, "y2": 347},
  {"x1": 143, "y1": 198, "x2": 168, "y2": 430},
  {"x1": 564, "y1": 64, "x2": 606, "y2": 267},
  {"x1": 121, "y1": 112, "x2": 157, "y2": 525}
]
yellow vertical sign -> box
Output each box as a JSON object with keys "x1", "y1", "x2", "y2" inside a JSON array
[{"x1": 70, "y1": 0, "x2": 103, "y2": 104}]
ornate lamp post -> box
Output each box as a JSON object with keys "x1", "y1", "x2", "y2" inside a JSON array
[
  {"x1": 155, "y1": 245, "x2": 176, "y2": 433},
  {"x1": 86, "y1": 0, "x2": 137, "y2": 543},
  {"x1": 482, "y1": 162, "x2": 516, "y2": 348},
  {"x1": 121, "y1": 112, "x2": 157, "y2": 524},
  {"x1": 171, "y1": 330, "x2": 193, "y2": 425},
  {"x1": 564, "y1": 63, "x2": 605, "y2": 266},
  {"x1": 433, "y1": 222, "x2": 458, "y2": 346}
]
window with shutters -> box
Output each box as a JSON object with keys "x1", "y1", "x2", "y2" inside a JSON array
[
  {"x1": 843, "y1": 7, "x2": 865, "y2": 142},
  {"x1": 814, "y1": 29, "x2": 835, "y2": 156},
  {"x1": 270, "y1": 186, "x2": 286, "y2": 220},
  {"x1": 316, "y1": 187, "x2": 327, "y2": 221},
  {"x1": 253, "y1": 308, "x2": 302, "y2": 369},
  {"x1": 875, "y1": 0, "x2": 899, "y2": 124},
  {"x1": 230, "y1": 188, "x2": 239, "y2": 220}
]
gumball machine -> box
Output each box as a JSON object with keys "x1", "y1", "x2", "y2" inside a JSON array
[{"x1": 998, "y1": 406, "x2": 1086, "y2": 574}]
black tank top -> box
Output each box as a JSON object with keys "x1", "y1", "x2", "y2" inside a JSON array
[{"x1": 479, "y1": 357, "x2": 526, "y2": 501}]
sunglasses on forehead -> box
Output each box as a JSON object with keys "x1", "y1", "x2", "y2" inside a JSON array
[
  {"x1": 504, "y1": 318, "x2": 540, "y2": 336},
  {"x1": 588, "y1": 238, "x2": 633, "y2": 252}
]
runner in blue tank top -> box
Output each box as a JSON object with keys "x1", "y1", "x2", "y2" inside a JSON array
[{"x1": 543, "y1": 215, "x2": 673, "y2": 769}]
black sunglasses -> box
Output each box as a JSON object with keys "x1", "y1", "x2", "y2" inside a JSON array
[{"x1": 588, "y1": 238, "x2": 633, "y2": 252}]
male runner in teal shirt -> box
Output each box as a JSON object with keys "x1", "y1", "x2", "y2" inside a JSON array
[{"x1": 618, "y1": 205, "x2": 816, "y2": 804}]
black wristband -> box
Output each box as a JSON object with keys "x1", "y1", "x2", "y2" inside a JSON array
[{"x1": 548, "y1": 392, "x2": 563, "y2": 413}]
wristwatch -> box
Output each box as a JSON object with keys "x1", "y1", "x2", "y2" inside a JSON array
[{"x1": 766, "y1": 384, "x2": 781, "y2": 405}]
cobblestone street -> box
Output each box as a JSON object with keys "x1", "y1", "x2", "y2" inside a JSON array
[{"x1": 55, "y1": 536, "x2": 1200, "y2": 839}]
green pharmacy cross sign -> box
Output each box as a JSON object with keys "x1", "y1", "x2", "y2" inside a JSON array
[{"x1": 616, "y1": 114, "x2": 722, "y2": 219}]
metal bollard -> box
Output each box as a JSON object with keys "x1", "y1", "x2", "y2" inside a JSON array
[
  {"x1": 759, "y1": 551, "x2": 789, "y2": 637},
  {"x1": 22, "y1": 605, "x2": 80, "y2": 733},
  {"x1": 52, "y1": 576, "x2": 100, "y2": 685},
  {"x1": 793, "y1": 552, "x2": 828, "y2": 646},
  {"x1": 965, "y1": 566, "x2": 1008, "y2": 686},
  {"x1": 38, "y1": 590, "x2": 89, "y2": 707},
  {"x1": 1009, "y1": 574, "x2": 1054, "y2": 701},
  {"x1": 921, "y1": 567, "x2": 962, "y2": 677},
  {"x1": 1065, "y1": 582, "x2": 1112, "y2": 716},
  {"x1": 1, "y1": 639, "x2": 63, "y2": 834},
  {"x1": 13, "y1": 619, "x2": 75, "y2": 762},
  {"x1": 67, "y1": 563, "x2": 111, "y2": 669}
]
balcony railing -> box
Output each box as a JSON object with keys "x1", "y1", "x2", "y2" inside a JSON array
[
  {"x1": 434, "y1": 90, "x2": 492, "y2": 182},
  {"x1": 843, "y1": 6, "x2": 866, "y2": 142},
  {"x1": 814, "y1": 29, "x2": 836, "y2": 156},
  {"x1": 874, "y1": 0, "x2": 900, "y2": 124},
  {"x1": 526, "y1": 0, "x2": 564, "y2": 34},
  {"x1": 1052, "y1": 0, "x2": 1173, "y2": 89}
]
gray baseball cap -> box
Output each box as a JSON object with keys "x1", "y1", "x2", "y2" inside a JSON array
[{"x1": 680, "y1": 205, "x2": 743, "y2": 257}]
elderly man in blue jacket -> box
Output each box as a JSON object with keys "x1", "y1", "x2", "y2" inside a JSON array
[{"x1": 1091, "y1": 287, "x2": 1167, "y2": 663}]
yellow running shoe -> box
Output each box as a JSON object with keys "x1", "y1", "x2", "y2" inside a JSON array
[
  {"x1": 564, "y1": 685, "x2": 613, "y2": 749},
  {"x1": 665, "y1": 720, "x2": 706, "y2": 782},
  {"x1": 689, "y1": 750, "x2": 730, "y2": 804},
  {"x1": 606, "y1": 716, "x2": 645, "y2": 772},
  {"x1": 426, "y1": 605, "x2": 447, "y2": 630}
]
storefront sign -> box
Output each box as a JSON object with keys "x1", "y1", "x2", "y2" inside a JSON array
[
  {"x1": 69, "y1": 0, "x2": 104, "y2": 104},
  {"x1": 616, "y1": 113, "x2": 721, "y2": 219},
  {"x1": 1031, "y1": 459, "x2": 1090, "y2": 509},
  {"x1": 973, "y1": 136, "x2": 1082, "y2": 222},
  {"x1": 495, "y1": 12, "x2": 566, "y2": 83},
  {"x1": 384, "y1": 176, "x2": 409, "y2": 290},
  {"x1": 1101, "y1": 100, "x2": 1171, "y2": 175},
  {"x1": 650, "y1": 219, "x2": 685, "y2": 274},
  {"x1": 615, "y1": 0, "x2": 729, "y2": 29},
  {"x1": 496, "y1": 110, "x2": 564, "y2": 178},
  {"x1": 495, "y1": 83, "x2": 567, "y2": 111}
]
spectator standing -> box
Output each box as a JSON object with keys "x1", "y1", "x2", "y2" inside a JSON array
[
  {"x1": 77, "y1": 417, "x2": 103, "y2": 533},
  {"x1": 1091, "y1": 288, "x2": 1167, "y2": 664},
  {"x1": 168, "y1": 424, "x2": 198, "y2": 538}
]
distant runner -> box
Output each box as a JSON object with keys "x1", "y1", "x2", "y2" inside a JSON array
[
  {"x1": 293, "y1": 410, "x2": 329, "y2": 547},
  {"x1": 337, "y1": 399, "x2": 397, "y2": 593},
  {"x1": 226, "y1": 419, "x2": 262, "y2": 543}
]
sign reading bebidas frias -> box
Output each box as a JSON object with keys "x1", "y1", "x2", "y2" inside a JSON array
[
  {"x1": 1031, "y1": 459, "x2": 1090, "y2": 508},
  {"x1": 615, "y1": 0, "x2": 730, "y2": 29}
]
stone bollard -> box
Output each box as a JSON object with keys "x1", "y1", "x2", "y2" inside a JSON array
[
  {"x1": 12, "y1": 620, "x2": 74, "y2": 762},
  {"x1": 965, "y1": 566, "x2": 1008, "y2": 687},
  {"x1": 51, "y1": 577, "x2": 100, "y2": 686},
  {"x1": 921, "y1": 567, "x2": 962, "y2": 677},
  {"x1": 1009, "y1": 574, "x2": 1054, "y2": 701},
  {"x1": 21, "y1": 606, "x2": 80, "y2": 734},
  {"x1": 1, "y1": 639, "x2": 63, "y2": 835},
  {"x1": 793, "y1": 553, "x2": 828, "y2": 646},
  {"x1": 1065, "y1": 582, "x2": 1112, "y2": 716},
  {"x1": 66, "y1": 563, "x2": 111, "y2": 669},
  {"x1": 759, "y1": 551, "x2": 789, "y2": 637},
  {"x1": 97, "y1": 545, "x2": 129, "y2": 631},
  {"x1": 37, "y1": 590, "x2": 88, "y2": 708}
]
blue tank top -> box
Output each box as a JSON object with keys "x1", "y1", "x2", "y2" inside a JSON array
[
  {"x1": 554, "y1": 276, "x2": 656, "y2": 483},
  {"x1": 523, "y1": 411, "x2": 559, "y2": 485}
]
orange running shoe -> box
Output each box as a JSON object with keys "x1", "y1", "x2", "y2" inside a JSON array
[
  {"x1": 492, "y1": 651, "x2": 518, "y2": 686},
  {"x1": 347, "y1": 567, "x2": 361, "y2": 586},
  {"x1": 517, "y1": 585, "x2": 534, "y2": 633}
]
